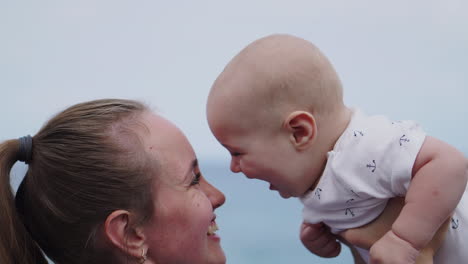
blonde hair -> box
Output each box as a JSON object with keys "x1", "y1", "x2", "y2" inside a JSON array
[{"x1": 0, "y1": 99, "x2": 156, "y2": 264}]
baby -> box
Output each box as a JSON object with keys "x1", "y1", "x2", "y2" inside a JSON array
[{"x1": 206, "y1": 34, "x2": 468, "y2": 263}]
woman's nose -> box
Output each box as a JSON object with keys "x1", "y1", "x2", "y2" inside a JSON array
[{"x1": 207, "y1": 182, "x2": 226, "y2": 209}]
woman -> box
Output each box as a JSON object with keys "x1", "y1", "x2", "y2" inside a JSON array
[{"x1": 0, "y1": 99, "x2": 225, "y2": 264}]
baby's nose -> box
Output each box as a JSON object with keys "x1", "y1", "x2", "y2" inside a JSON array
[{"x1": 230, "y1": 157, "x2": 241, "y2": 173}]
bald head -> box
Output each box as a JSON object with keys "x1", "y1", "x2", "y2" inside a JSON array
[{"x1": 207, "y1": 34, "x2": 345, "y2": 132}]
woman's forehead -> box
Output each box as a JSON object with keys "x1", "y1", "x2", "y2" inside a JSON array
[
  {"x1": 142, "y1": 112, "x2": 193, "y2": 151},
  {"x1": 141, "y1": 112, "x2": 196, "y2": 182}
]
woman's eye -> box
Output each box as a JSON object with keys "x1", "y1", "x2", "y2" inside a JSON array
[
  {"x1": 190, "y1": 172, "x2": 201, "y2": 186},
  {"x1": 231, "y1": 152, "x2": 241, "y2": 157}
]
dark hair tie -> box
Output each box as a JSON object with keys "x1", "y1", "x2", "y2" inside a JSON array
[{"x1": 18, "y1": 135, "x2": 33, "y2": 164}]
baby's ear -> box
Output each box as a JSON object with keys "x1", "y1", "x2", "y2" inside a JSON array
[{"x1": 284, "y1": 111, "x2": 317, "y2": 150}]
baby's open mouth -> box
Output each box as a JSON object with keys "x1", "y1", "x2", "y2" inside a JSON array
[{"x1": 207, "y1": 220, "x2": 219, "y2": 236}]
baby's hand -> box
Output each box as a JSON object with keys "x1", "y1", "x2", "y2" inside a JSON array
[
  {"x1": 300, "y1": 222, "x2": 341, "y2": 258},
  {"x1": 369, "y1": 230, "x2": 419, "y2": 264}
]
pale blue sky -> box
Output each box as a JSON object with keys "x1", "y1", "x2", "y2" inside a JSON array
[
  {"x1": 1, "y1": 2, "x2": 468, "y2": 263},
  {"x1": 1, "y1": 0, "x2": 467, "y2": 162}
]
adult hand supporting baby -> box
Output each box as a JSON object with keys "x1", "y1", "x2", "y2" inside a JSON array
[
  {"x1": 341, "y1": 197, "x2": 449, "y2": 264},
  {"x1": 300, "y1": 198, "x2": 408, "y2": 262},
  {"x1": 302, "y1": 197, "x2": 449, "y2": 264}
]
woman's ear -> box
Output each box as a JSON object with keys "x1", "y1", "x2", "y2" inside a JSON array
[
  {"x1": 104, "y1": 210, "x2": 147, "y2": 260},
  {"x1": 284, "y1": 111, "x2": 317, "y2": 150}
]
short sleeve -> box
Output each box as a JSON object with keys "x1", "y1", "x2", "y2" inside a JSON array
[
  {"x1": 331, "y1": 113, "x2": 426, "y2": 199},
  {"x1": 387, "y1": 120, "x2": 426, "y2": 195}
]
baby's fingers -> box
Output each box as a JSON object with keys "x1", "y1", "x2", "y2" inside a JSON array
[{"x1": 300, "y1": 222, "x2": 341, "y2": 258}]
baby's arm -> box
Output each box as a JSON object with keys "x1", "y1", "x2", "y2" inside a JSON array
[{"x1": 373, "y1": 136, "x2": 467, "y2": 262}]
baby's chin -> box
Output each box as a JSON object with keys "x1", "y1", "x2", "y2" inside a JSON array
[
  {"x1": 269, "y1": 184, "x2": 293, "y2": 199},
  {"x1": 279, "y1": 192, "x2": 293, "y2": 199}
]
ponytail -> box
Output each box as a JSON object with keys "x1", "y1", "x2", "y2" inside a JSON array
[
  {"x1": 0, "y1": 99, "x2": 154, "y2": 264},
  {"x1": 0, "y1": 139, "x2": 47, "y2": 264}
]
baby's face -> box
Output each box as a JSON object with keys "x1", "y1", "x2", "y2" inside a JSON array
[{"x1": 207, "y1": 101, "x2": 316, "y2": 198}]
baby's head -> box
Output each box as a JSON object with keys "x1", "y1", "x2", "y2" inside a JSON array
[{"x1": 207, "y1": 34, "x2": 348, "y2": 198}]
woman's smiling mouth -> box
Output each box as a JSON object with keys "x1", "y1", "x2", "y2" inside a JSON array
[{"x1": 207, "y1": 216, "x2": 219, "y2": 236}]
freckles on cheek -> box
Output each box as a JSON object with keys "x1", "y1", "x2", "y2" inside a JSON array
[{"x1": 191, "y1": 191, "x2": 202, "y2": 208}]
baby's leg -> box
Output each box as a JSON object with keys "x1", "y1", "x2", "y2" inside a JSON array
[{"x1": 340, "y1": 197, "x2": 449, "y2": 264}]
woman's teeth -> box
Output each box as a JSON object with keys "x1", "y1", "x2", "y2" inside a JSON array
[{"x1": 207, "y1": 222, "x2": 219, "y2": 236}]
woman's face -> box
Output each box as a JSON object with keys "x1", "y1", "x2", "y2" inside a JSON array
[{"x1": 141, "y1": 112, "x2": 226, "y2": 264}]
